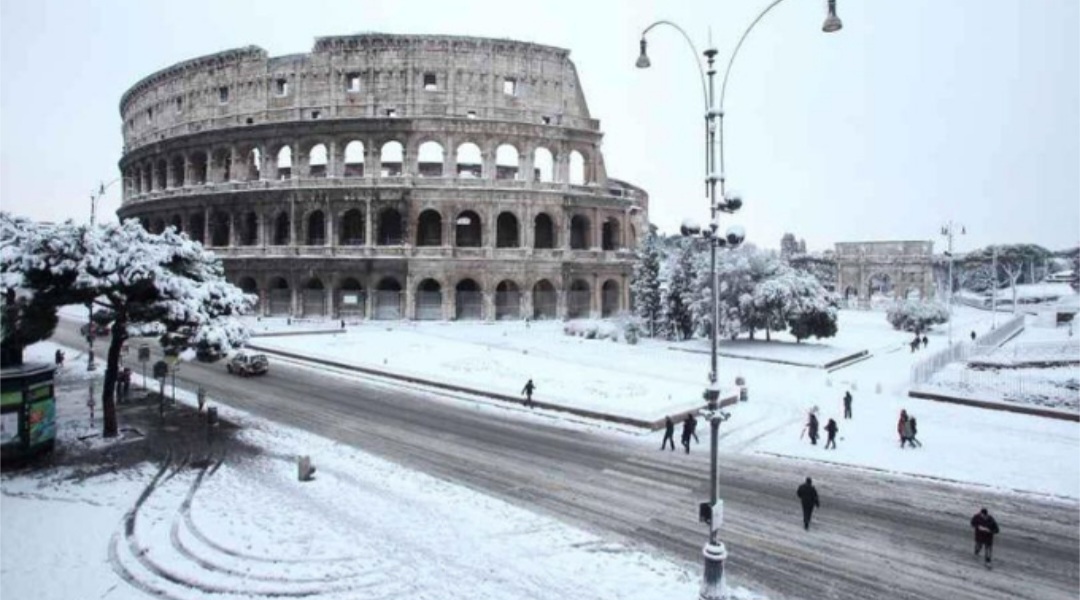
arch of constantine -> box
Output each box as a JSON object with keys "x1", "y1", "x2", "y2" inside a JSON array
[{"x1": 834, "y1": 241, "x2": 935, "y2": 304}]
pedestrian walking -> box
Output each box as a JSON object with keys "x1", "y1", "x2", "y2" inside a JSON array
[
  {"x1": 922, "y1": 335, "x2": 929, "y2": 348},
  {"x1": 660, "y1": 416, "x2": 676, "y2": 451},
  {"x1": 970, "y1": 330, "x2": 977, "y2": 342},
  {"x1": 807, "y1": 412, "x2": 819, "y2": 446},
  {"x1": 843, "y1": 390, "x2": 853, "y2": 419},
  {"x1": 119, "y1": 367, "x2": 132, "y2": 401},
  {"x1": 521, "y1": 378, "x2": 536, "y2": 408},
  {"x1": 681, "y1": 417, "x2": 694, "y2": 454},
  {"x1": 54, "y1": 349, "x2": 65, "y2": 367},
  {"x1": 688, "y1": 414, "x2": 699, "y2": 444},
  {"x1": 824, "y1": 418, "x2": 838, "y2": 450},
  {"x1": 910, "y1": 336, "x2": 919, "y2": 353},
  {"x1": 970, "y1": 508, "x2": 1000, "y2": 567},
  {"x1": 908, "y1": 415, "x2": 922, "y2": 447},
  {"x1": 796, "y1": 477, "x2": 820, "y2": 530},
  {"x1": 898, "y1": 409, "x2": 909, "y2": 447}
]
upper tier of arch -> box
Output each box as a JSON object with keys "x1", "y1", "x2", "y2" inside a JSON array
[{"x1": 119, "y1": 34, "x2": 597, "y2": 154}]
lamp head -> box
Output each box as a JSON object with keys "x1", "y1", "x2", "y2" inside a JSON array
[
  {"x1": 822, "y1": 0, "x2": 843, "y2": 33},
  {"x1": 635, "y1": 38, "x2": 651, "y2": 69},
  {"x1": 679, "y1": 217, "x2": 702, "y2": 237},
  {"x1": 725, "y1": 225, "x2": 746, "y2": 247}
]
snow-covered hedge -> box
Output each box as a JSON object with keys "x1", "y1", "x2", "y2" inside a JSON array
[
  {"x1": 886, "y1": 299, "x2": 950, "y2": 333},
  {"x1": 562, "y1": 314, "x2": 645, "y2": 344}
]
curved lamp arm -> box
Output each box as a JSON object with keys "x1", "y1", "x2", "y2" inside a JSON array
[{"x1": 640, "y1": 20, "x2": 709, "y2": 111}]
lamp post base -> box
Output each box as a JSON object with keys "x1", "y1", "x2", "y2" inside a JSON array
[{"x1": 700, "y1": 540, "x2": 728, "y2": 600}]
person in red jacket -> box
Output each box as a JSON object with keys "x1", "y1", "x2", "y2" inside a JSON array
[{"x1": 971, "y1": 508, "x2": 1000, "y2": 567}]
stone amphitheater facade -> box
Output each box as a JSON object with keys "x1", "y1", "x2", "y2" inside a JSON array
[{"x1": 116, "y1": 33, "x2": 649, "y2": 321}]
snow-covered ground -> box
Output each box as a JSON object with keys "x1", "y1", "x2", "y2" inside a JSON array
[
  {"x1": 4, "y1": 342, "x2": 760, "y2": 600},
  {"x1": 243, "y1": 306, "x2": 1079, "y2": 499}
]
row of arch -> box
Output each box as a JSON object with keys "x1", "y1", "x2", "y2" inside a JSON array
[
  {"x1": 142, "y1": 207, "x2": 634, "y2": 251},
  {"x1": 125, "y1": 138, "x2": 597, "y2": 197},
  {"x1": 235, "y1": 275, "x2": 624, "y2": 320}
]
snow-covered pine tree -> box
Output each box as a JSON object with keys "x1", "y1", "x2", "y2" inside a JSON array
[
  {"x1": 662, "y1": 238, "x2": 698, "y2": 340},
  {"x1": 630, "y1": 228, "x2": 663, "y2": 337},
  {"x1": 885, "y1": 299, "x2": 949, "y2": 333}
]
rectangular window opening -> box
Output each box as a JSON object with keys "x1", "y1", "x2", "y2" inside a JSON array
[
  {"x1": 218, "y1": 86, "x2": 229, "y2": 103},
  {"x1": 175, "y1": 97, "x2": 182, "y2": 113},
  {"x1": 503, "y1": 77, "x2": 517, "y2": 96},
  {"x1": 466, "y1": 110, "x2": 477, "y2": 119},
  {"x1": 541, "y1": 116, "x2": 551, "y2": 125},
  {"x1": 311, "y1": 110, "x2": 321, "y2": 120},
  {"x1": 275, "y1": 78, "x2": 288, "y2": 96},
  {"x1": 385, "y1": 108, "x2": 397, "y2": 118},
  {"x1": 347, "y1": 73, "x2": 361, "y2": 93},
  {"x1": 423, "y1": 73, "x2": 437, "y2": 91},
  {"x1": 147, "y1": 108, "x2": 153, "y2": 123}
]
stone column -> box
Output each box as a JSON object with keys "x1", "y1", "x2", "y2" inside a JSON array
[
  {"x1": 556, "y1": 280, "x2": 567, "y2": 320},
  {"x1": 405, "y1": 274, "x2": 416, "y2": 320},
  {"x1": 591, "y1": 274, "x2": 601, "y2": 319},
  {"x1": 364, "y1": 198, "x2": 374, "y2": 246},
  {"x1": 327, "y1": 140, "x2": 340, "y2": 178},
  {"x1": 481, "y1": 147, "x2": 495, "y2": 181},
  {"x1": 522, "y1": 282, "x2": 534, "y2": 319},
  {"x1": 327, "y1": 202, "x2": 336, "y2": 248},
  {"x1": 368, "y1": 144, "x2": 381, "y2": 179},
  {"x1": 592, "y1": 208, "x2": 601, "y2": 250},
  {"x1": 483, "y1": 290, "x2": 495, "y2": 322},
  {"x1": 184, "y1": 155, "x2": 193, "y2": 187},
  {"x1": 203, "y1": 207, "x2": 211, "y2": 245},
  {"x1": 445, "y1": 137, "x2": 458, "y2": 178}
]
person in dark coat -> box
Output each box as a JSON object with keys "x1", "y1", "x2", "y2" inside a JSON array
[
  {"x1": 922, "y1": 335, "x2": 929, "y2": 348},
  {"x1": 843, "y1": 391, "x2": 852, "y2": 419},
  {"x1": 898, "y1": 409, "x2": 910, "y2": 447},
  {"x1": 971, "y1": 508, "x2": 1000, "y2": 566},
  {"x1": 687, "y1": 414, "x2": 699, "y2": 444},
  {"x1": 970, "y1": 330, "x2": 977, "y2": 342},
  {"x1": 796, "y1": 477, "x2": 820, "y2": 530},
  {"x1": 54, "y1": 349, "x2": 64, "y2": 367},
  {"x1": 824, "y1": 419, "x2": 839, "y2": 450},
  {"x1": 807, "y1": 412, "x2": 820, "y2": 446},
  {"x1": 681, "y1": 417, "x2": 694, "y2": 454},
  {"x1": 660, "y1": 416, "x2": 675, "y2": 451},
  {"x1": 908, "y1": 415, "x2": 922, "y2": 447},
  {"x1": 521, "y1": 379, "x2": 536, "y2": 408}
]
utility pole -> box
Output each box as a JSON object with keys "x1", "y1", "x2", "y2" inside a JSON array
[
  {"x1": 941, "y1": 221, "x2": 965, "y2": 346},
  {"x1": 991, "y1": 246, "x2": 998, "y2": 328}
]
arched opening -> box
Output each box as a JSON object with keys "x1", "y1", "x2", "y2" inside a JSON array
[
  {"x1": 153, "y1": 219, "x2": 166, "y2": 234},
  {"x1": 344, "y1": 141, "x2": 365, "y2": 177},
  {"x1": 337, "y1": 278, "x2": 366, "y2": 319},
  {"x1": 532, "y1": 280, "x2": 557, "y2": 320},
  {"x1": 170, "y1": 156, "x2": 185, "y2": 188},
  {"x1": 155, "y1": 159, "x2": 167, "y2": 190},
  {"x1": 601, "y1": 279, "x2": 620, "y2": 317},
  {"x1": 302, "y1": 277, "x2": 326, "y2": 317},
  {"x1": 843, "y1": 286, "x2": 857, "y2": 300},
  {"x1": 416, "y1": 279, "x2": 443, "y2": 320},
  {"x1": 190, "y1": 152, "x2": 208, "y2": 185},
  {"x1": 306, "y1": 211, "x2": 326, "y2": 246},
  {"x1": 602, "y1": 217, "x2": 620, "y2": 251},
  {"x1": 240, "y1": 212, "x2": 258, "y2": 246},
  {"x1": 380, "y1": 141, "x2": 403, "y2": 177},
  {"x1": 374, "y1": 277, "x2": 403, "y2": 320},
  {"x1": 377, "y1": 208, "x2": 404, "y2": 245},
  {"x1": 273, "y1": 212, "x2": 290, "y2": 245},
  {"x1": 569, "y1": 150, "x2": 585, "y2": 185},
  {"x1": 269, "y1": 277, "x2": 291, "y2": 315},
  {"x1": 416, "y1": 210, "x2": 442, "y2": 247},
  {"x1": 170, "y1": 215, "x2": 183, "y2": 233},
  {"x1": 339, "y1": 209, "x2": 365, "y2": 245},
  {"x1": 567, "y1": 279, "x2": 591, "y2": 319},
  {"x1": 868, "y1": 273, "x2": 893, "y2": 298},
  {"x1": 276, "y1": 146, "x2": 293, "y2": 180},
  {"x1": 495, "y1": 280, "x2": 520, "y2": 320},
  {"x1": 209, "y1": 211, "x2": 230, "y2": 247},
  {"x1": 455, "y1": 279, "x2": 482, "y2": 320},
  {"x1": 212, "y1": 148, "x2": 231, "y2": 183},
  {"x1": 246, "y1": 147, "x2": 262, "y2": 181},
  {"x1": 534, "y1": 213, "x2": 556, "y2": 249},
  {"x1": 905, "y1": 287, "x2": 922, "y2": 300},
  {"x1": 237, "y1": 276, "x2": 259, "y2": 313},
  {"x1": 417, "y1": 141, "x2": 445, "y2": 177},
  {"x1": 456, "y1": 142, "x2": 482, "y2": 178},
  {"x1": 455, "y1": 210, "x2": 482, "y2": 247},
  {"x1": 495, "y1": 144, "x2": 519, "y2": 180},
  {"x1": 496, "y1": 212, "x2": 519, "y2": 248},
  {"x1": 533, "y1": 147, "x2": 554, "y2": 182},
  {"x1": 189, "y1": 214, "x2": 205, "y2": 244},
  {"x1": 570, "y1": 215, "x2": 591, "y2": 250},
  {"x1": 308, "y1": 143, "x2": 328, "y2": 178}
]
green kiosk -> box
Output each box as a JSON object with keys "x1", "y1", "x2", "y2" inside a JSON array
[{"x1": 1, "y1": 363, "x2": 56, "y2": 462}]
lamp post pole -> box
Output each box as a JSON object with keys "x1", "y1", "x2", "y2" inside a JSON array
[
  {"x1": 637, "y1": 2, "x2": 842, "y2": 598},
  {"x1": 941, "y1": 221, "x2": 965, "y2": 345},
  {"x1": 86, "y1": 178, "x2": 122, "y2": 371}
]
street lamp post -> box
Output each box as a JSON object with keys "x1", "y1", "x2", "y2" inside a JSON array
[
  {"x1": 940, "y1": 221, "x2": 965, "y2": 345},
  {"x1": 86, "y1": 178, "x2": 123, "y2": 371},
  {"x1": 636, "y1": 2, "x2": 841, "y2": 598}
]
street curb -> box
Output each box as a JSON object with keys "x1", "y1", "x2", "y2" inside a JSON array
[
  {"x1": 672, "y1": 345, "x2": 868, "y2": 370},
  {"x1": 907, "y1": 389, "x2": 1079, "y2": 422},
  {"x1": 248, "y1": 343, "x2": 738, "y2": 430}
]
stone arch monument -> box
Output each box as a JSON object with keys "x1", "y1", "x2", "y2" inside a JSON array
[{"x1": 835, "y1": 241, "x2": 935, "y2": 305}]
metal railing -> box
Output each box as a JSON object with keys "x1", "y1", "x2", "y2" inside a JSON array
[{"x1": 910, "y1": 315, "x2": 1025, "y2": 385}]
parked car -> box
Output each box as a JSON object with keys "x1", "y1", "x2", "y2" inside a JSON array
[
  {"x1": 226, "y1": 351, "x2": 269, "y2": 376},
  {"x1": 80, "y1": 322, "x2": 110, "y2": 338},
  {"x1": 195, "y1": 341, "x2": 224, "y2": 363}
]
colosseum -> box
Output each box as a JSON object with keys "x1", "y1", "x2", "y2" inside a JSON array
[{"x1": 116, "y1": 33, "x2": 649, "y2": 321}]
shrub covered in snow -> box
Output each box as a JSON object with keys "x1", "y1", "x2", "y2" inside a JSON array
[
  {"x1": 563, "y1": 318, "x2": 640, "y2": 343},
  {"x1": 886, "y1": 299, "x2": 950, "y2": 333}
]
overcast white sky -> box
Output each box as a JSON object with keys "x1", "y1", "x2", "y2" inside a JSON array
[{"x1": 1, "y1": 0, "x2": 1077, "y2": 252}]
